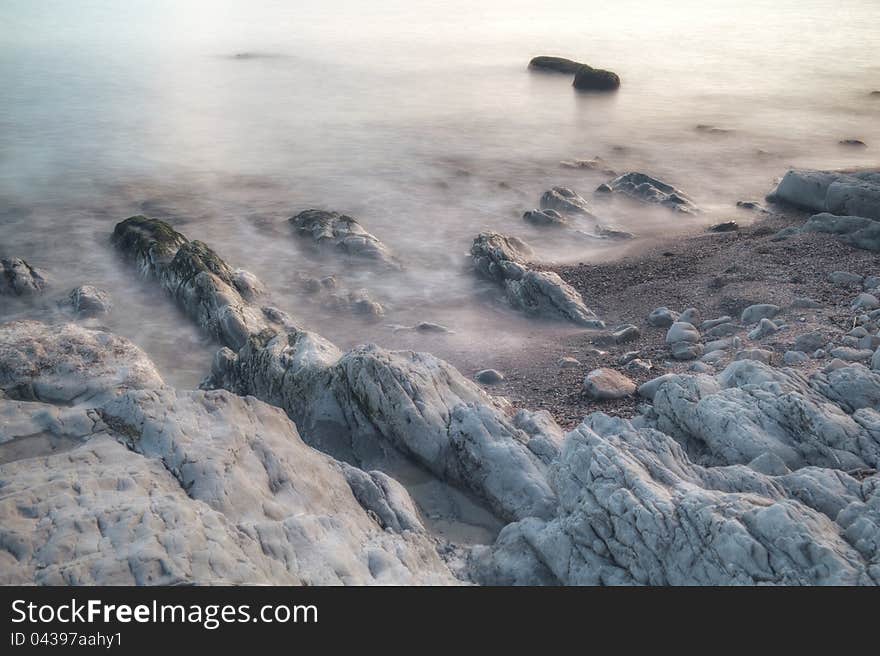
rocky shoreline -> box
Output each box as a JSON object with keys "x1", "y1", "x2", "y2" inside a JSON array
[{"x1": 3, "y1": 168, "x2": 880, "y2": 585}]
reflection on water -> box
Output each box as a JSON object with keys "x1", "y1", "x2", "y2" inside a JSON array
[{"x1": 2, "y1": 0, "x2": 879, "y2": 385}]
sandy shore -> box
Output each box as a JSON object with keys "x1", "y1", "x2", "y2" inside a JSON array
[{"x1": 464, "y1": 203, "x2": 880, "y2": 428}]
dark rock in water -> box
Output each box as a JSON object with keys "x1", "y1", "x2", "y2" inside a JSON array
[
  {"x1": 113, "y1": 216, "x2": 279, "y2": 350},
  {"x1": 572, "y1": 65, "x2": 620, "y2": 91},
  {"x1": 470, "y1": 232, "x2": 604, "y2": 327},
  {"x1": 523, "y1": 208, "x2": 568, "y2": 227},
  {"x1": 599, "y1": 172, "x2": 698, "y2": 213},
  {"x1": 871, "y1": 91, "x2": 880, "y2": 97},
  {"x1": 289, "y1": 209, "x2": 399, "y2": 269},
  {"x1": 474, "y1": 369, "x2": 505, "y2": 385},
  {"x1": 839, "y1": 139, "x2": 867, "y2": 147},
  {"x1": 708, "y1": 221, "x2": 739, "y2": 233},
  {"x1": 1, "y1": 258, "x2": 48, "y2": 296},
  {"x1": 528, "y1": 56, "x2": 583, "y2": 74},
  {"x1": 539, "y1": 186, "x2": 594, "y2": 215},
  {"x1": 66, "y1": 285, "x2": 112, "y2": 317}
]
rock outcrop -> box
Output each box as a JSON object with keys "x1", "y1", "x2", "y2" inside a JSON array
[
  {"x1": 0, "y1": 320, "x2": 457, "y2": 585},
  {"x1": 470, "y1": 232, "x2": 604, "y2": 328},
  {"x1": 0, "y1": 320, "x2": 164, "y2": 405},
  {"x1": 289, "y1": 209, "x2": 400, "y2": 269},
  {"x1": 597, "y1": 173, "x2": 698, "y2": 213},
  {"x1": 768, "y1": 169, "x2": 880, "y2": 220},
  {"x1": 112, "y1": 216, "x2": 282, "y2": 350},
  {"x1": 470, "y1": 411, "x2": 879, "y2": 585},
  {"x1": 111, "y1": 218, "x2": 559, "y2": 528}
]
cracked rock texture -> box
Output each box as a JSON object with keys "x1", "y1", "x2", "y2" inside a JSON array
[
  {"x1": 470, "y1": 412, "x2": 879, "y2": 585},
  {"x1": 112, "y1": 218, "x2": 559, "y2": 529},
  {"x1": 1, "y1": 258, "x2": 48, "y2": 296},
  {"x1": 597, "y1": 172, "x2": 698, "y2": 213},
  {"x1": 0, "y1": 321, "x2": 457, "y2": 585},
  {"x1": 470, "y1": 232, "x2": 604, "y2": 327}
]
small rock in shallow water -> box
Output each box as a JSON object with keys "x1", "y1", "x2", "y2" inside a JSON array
[
  {"x1": 539, "y1": 187, "x2": 594, "y2": 215},
  {"x1": 708, "y1": 221, "x2": 738, "y2": 233},
  {"x1": 839, "y1": 139, "x2": 867, "y2": 147},
  {"x1": 598, "y1": 172, "x2": 698, "y2": 213},
  {"x1": 474, "y1": 369, "x2": 505, "y2": 385},
  {"x1": 66, "y1": 285, "x2": 112, "y2": 317},
  {"x1": 583, "y1": 368, "x2": 636, "y2": 399},
  {"x1": 523, "y1": 208, "x2": 567, "y2": 227}
]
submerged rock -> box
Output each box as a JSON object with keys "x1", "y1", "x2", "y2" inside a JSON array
[
  {"x1": 597, "y1": 172, "x2": 698, "y2": 213},
  {"x1": 1, "y1": 258, "x2": 48, "y2": 296},
  {"x1": 572, "y1": 65, "x2": 620, "y2": 91},
  {"x1": 528, "y1": 56, "x2": 583, "y2": 74},
  {"x1": 289, "y1": 209, "x2": 400, "y2": 269},
  {"x1": 470, "y1": 232, "x2": 604, "y2": 328}
]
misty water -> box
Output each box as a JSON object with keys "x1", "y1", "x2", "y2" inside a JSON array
[{"x1": 2, "y1": 0, "x2": 879, "y2": 388}]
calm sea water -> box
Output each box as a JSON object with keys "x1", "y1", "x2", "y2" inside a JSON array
[{"x1": 2, "y1": 0, "x2": 879, "y2": 386}]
